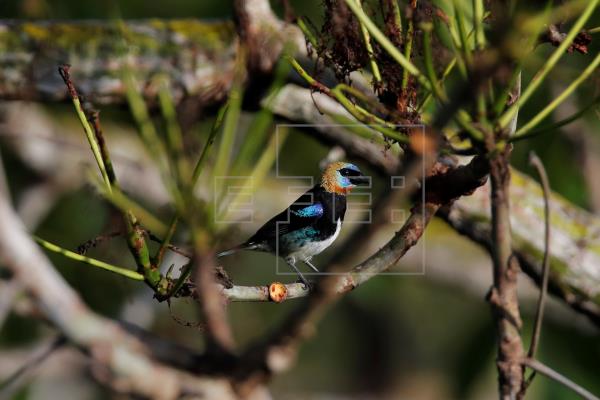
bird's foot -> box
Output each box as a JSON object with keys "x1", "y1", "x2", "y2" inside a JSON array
[
  {"x1": 297, "y1": 277, "x2": 313, "y2": 291},
  {"x1": 303, "y1": 259, "x2": 320, "y2": 274}
]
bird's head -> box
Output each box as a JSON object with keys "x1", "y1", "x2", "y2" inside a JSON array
[{"x1": 321, "y1": 162, "x2": 368, "y2": 195}]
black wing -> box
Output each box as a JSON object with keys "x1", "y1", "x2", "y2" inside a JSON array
[{"x1": 245, "y1": 186, "x2": 323, "y2": 244}]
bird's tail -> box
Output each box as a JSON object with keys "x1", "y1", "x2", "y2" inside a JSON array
[{"x1": 216, "y1": 242, "x2": 259, "y2": 258}]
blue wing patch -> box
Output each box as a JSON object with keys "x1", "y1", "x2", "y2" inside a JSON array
[{"x1": 291, "y1": 203, "x2": 323, "y2": 218}]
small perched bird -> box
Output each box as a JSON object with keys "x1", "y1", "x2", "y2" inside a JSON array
[{"x1": 217, "y1": 162, "x2": 368, "y2": 287}]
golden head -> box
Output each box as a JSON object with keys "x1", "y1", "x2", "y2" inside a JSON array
[{"x1": 321, "y1": 162, "x2": 368, "y2": 195}]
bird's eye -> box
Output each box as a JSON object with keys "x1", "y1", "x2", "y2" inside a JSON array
[{"x1": 339, "y1": 168, "x2": 360, "y2": 177}]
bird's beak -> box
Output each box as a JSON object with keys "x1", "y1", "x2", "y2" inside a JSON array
[{"x1": 349, "y1": 175, "x2": 369, "y2": 185}]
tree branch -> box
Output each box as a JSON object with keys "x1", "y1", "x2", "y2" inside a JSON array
[
  {"x1": 526, "y1": 153, "x2": 551, "y2": 359},
  {"x1": 0, "y1": 20, "x2": 238, "y2": 105},
  {"x1": 487, "y1": 144, "x2": 525, "y2": 399},
  {"x1": 440, "y1": 166, "x2": 600, "y2": 327},
  {"x1": 0, "y1": 168, "x2": 240, "y2": 398},
  {"x1": 522, "y1": 358, "x2": 600, "y2": 400}
]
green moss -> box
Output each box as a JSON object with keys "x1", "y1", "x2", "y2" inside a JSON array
[
  {"x1": 22, "y1": 22, "x2": 51, "y2": 41},
  {"x1": 149, "y1": 19, "x2": 167, "y2": 30},
  {"x1": 49, "y1": 23, "x2": 109, "y2": 48},
  {"x1": 512, "y1": 170, "x2": 593, "y2": 240},
  {"x1": 0, "y1": 29, "x2": 26, "y2": 52},
  {"x1": 166, "y1": 19, "x2": 235, "y2": 49},
  {"x1": 1, "y1": 20, "x2": 236, "y2": 58},
  {"x1": 514, "y1": 237, "x2": 567, "y2": 275}
]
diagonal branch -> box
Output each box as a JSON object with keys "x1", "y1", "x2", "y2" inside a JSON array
[
  {"x1": 234, "y1": 201, "x2": 439, "y2": 390},
  {"x1": 522, "y1": 358, "x2": 600, "y2": 400},
  {"x1": 230, "y1": 154, "x2": 491, "y2": 394},
  {"x1": 0, "y1": 162, "x2": 239, "y2": 398},
  {"x1": 440, "y1": 167, "x2": 600, "y2": 327}
]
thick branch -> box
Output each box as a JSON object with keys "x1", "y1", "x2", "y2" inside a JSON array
[
  {"x1": 441, "y1": 167, "x2": 600, "y2": 326},
  {"x1": 267, "y1": 84, "x2": 401, "y2": 176},
  {"x1": 0, "y1": 13, "x2": 305, "y2": 105},
  {"x1": 0, "y1": 19, "x2": 237, "y2": 104}
]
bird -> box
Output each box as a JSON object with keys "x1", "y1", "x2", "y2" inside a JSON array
[{"x1": 217, "y1": 162, "x2": 368, "y2": 288}]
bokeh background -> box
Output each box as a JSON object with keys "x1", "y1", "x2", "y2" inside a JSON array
[{"x1": 1, "y1": 0, "x2": 599, "y2": 399}]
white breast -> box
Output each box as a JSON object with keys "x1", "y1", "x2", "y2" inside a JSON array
[{"x1": 290, "y1": 218, "x2": 342, "y2": 262}]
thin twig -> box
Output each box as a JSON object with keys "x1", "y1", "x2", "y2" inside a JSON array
[
  {"x1": 0, "y1": 336, "x2": 66, "y2": 394},
  {"x1": 527, "y1": 152, "x2": 551, "y2": 359},
  {"x1": 520, "y1": 152, "x2": 552, "y2": 396},
  {"x1": 0, "y1": 280, "x2": 22, "y2": 329},
  {"x1": 153, "y1": 216, "x2": 179, "y2": 268},
  {"x1": 522, "y1": 358, "x2": 600, "y2": 400},
  {"x1": 77, "y1": 231, "x2": 122, "y2": 255},
  {"x1": 146, "y1": 231, "x2": 192, "y2": 259},
  {"x1": 488, "y1": 144, "x2": 525, "y2": 398}
]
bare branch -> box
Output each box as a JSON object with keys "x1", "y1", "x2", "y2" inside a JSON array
[
  {"x1": 0, "y1": 336, "x2": 66, "y2": 395},
  {"x1": 0, "y1": 279, "x2": 22, "y2": 329},
  {"x1": 540, "y1": 24, "x2": 592, "y2": 55},
  {"x1": 441, "y1": 167, "x2": 600, "y2": 326},
  {"x1": 193, "y1": 251, "x2": 236, "y2": 353},
  {"x1": 517, "y1": 152, "x2": 552, "y2": 397},
  {"x1": 522, "y1": 358, "x2": 600, "y2": 400},
  {"x1": 526, "y1": 153, "x2": 551, "y2": 359},
  {"x1": 233, "y1": 0, "x2": 305, "y2": 73},
  {"x1": 267, "y1": 85, "x2": 401, "y2": 176}
]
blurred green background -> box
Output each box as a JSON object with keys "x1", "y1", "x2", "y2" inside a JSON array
[{"x1": 0, "y1": 0, "x2": 599, "y2": 399}]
